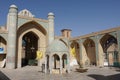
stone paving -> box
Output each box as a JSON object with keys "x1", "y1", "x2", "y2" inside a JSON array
[{"x1": 0, "y1": 66, "x2": 120, "y2": 80}]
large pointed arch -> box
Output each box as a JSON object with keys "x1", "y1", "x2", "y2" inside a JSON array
[
  {"x1": 100, "y1": 33, "x2": 118, "y2": 66},
  {"x1": 21, "y1": 31, "x2": 39, "y2": 66},
  {"x1": 17, "y1": 21, "x2": 47, "y2": 68},
  {"x1": 17, "y1": 21, "x2": 47, "y2": 36},
  {"x1": 83, "y1": 38, "x2": 96, "y2": 66},
  {"x1": 100, "y1": 33, "x2": 117, "y2": 53}
]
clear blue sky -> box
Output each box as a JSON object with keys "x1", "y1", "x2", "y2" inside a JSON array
[{"x1": 0, "y1": 0, "x2": 120, "y2": 37}]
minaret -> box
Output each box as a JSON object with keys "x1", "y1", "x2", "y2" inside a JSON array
[
  {"x1": 48, "y1": 12, "x2": 55, "y2": 45},
  {"x1": 6, "y1": 5, "x2": 18, "y2": 69}
]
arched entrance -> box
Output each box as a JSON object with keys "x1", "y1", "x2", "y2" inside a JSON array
[
  {"x1": 0, "y1": 36, "x2": 7, "y2": 67},
  {"x1": 22, "y1": 32, "x2": 38, "y2": 66},
  {"x1": 53, "y1": 54, "x2": 60, "y2": 69},
  {"x1": 70, "y1": 41, "x2": 80, "y2": 65},
  {"x1": 0, "y1": 36, "x2": 7, "y2": 54},
  {"x1": 17, "y1": 21, "x2": 47, "y2": 68},
  {"x1": 83, "y1": 39, "x2": 96, "y2": 66},
  {"x1": 62, "y1": 54, "x2": 67, "y2": 68},
  {"x1": 100, "y1": 34, "x2": 118, "y2": 66}
]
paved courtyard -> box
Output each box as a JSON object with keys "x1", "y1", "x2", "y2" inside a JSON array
[{"x1": 0, "y1": 66, "x2": 120, "y2": 80}]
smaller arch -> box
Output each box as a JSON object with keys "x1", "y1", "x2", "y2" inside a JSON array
[
  {"x1": 83, "y1": 38, "x2": 95, "y2": 49},
  {"x1": 0, "y1": 36, "x2": 7, "y2": 65},
  {"x1": 0, "y1": 35, "x2": 7, "y2": 42},
  {"x1": 62, "y1": 54, "x2": 67, "y2": 68},
  {"x1": 53, "y1": 54, "x2": 60, "y2": 69},
  {"x1": 0, "y1": 36, "x2": 7, "y2": 45},
  {"x1": 0, "y1": 36, "x2": 7, "y2": 53},
  {"x1": 62, "y1": 54, "x2": 67, "y2": 59},
  {"x1": 53, "y1": 54, "x2": 60, "y2": 61}
]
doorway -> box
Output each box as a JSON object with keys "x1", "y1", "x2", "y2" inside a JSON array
[{"x1": 22, "y1": 32, "x2": 38, "y2": 66}]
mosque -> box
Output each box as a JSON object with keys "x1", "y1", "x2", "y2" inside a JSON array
[{"x1": 0, "y1": 5, "x2": 120, "y2": 74}]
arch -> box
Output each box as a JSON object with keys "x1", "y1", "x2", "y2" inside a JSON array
[
  {"x1": 17, "y1": 21, "x2": 47, "y2": 36},
  {"x1": 70, "y1": 41, "x2": 80, "y2": 65},
  {"x1": 0, "y1": 35, "x2": 7, "y2": 42},
  {"x1": 0, "y1": 36, "x2": 7, "y2": 53},
  {"x1": 62, "y1": 54, "x2": 67, "y2": 68},
  {"x1": 83, "y1": 38, "x2": 96, "y2": 66},
  {"x1": 100, "y1": 34, "x2": 117, "y2": 53},
  {"x1": 17, "y1": 21, "x2": 47, "y2": 68},
  {"x1": 0, "y1": 36, "x2": 7, "y2": 63},
  {"x1": 52, "y1": 54, "x2": 60, "y2": 69},
  {"x1": 100, "y1": 34, "x2": 118, "y2": 66},
  {"x1": 21, "y1": 31, "x2": 39, "y2": 66}
]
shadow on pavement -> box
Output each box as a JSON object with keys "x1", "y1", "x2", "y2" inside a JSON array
[
  {"x1": 88, "y1": 74, "x2": 120, "y2": 80},
  {"x1": 0, "y1": 71, "x2": 10, "y2": 80}
]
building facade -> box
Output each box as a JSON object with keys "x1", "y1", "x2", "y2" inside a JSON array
[{"x1": 0, "y1": 5, "x2": 120, "y2": 74}]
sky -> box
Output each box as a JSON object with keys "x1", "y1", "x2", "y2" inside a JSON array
[{"x1": 0, "y1": 0, "x2": 120, "y2": 37}]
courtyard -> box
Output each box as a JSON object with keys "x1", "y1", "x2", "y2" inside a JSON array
[{"x1": 0, "y1": 66, "x2": 120, "y2": 80}]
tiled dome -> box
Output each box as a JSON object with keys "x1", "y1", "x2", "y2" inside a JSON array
[{"x1": 46, "y1": 39, "x2": 69, "y2": 53}]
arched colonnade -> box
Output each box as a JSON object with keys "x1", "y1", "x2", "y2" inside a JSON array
[{"x1": 70, "y1": 32, "x2": 120, "y2": 67}]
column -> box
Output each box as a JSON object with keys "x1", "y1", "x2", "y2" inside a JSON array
[
  {"x1": 95, "y1": 36, "x2": 99, "y2": 66},
  {"x1": 45, "y1": 56, "x2": 47, "y2": 73},
  {"x1": 79, "y1": 39, "x2": 84, "y2": 67},
  {"x1": 67, "y1": 54, "x2": 70, "y2": 73},
  {"x1": 60, "y1": 56, "x2": 62, "y2": 74},
  {"x1": 49, "y1": 55, "x2": 52, "y2": 74},
  {"x1": 95, "y1": 36, "x2": 99, "y2": 65},
  {"x1": 48, "y1": 12, "x2": 55, "y2": 45},
  {"x1": 95, "y1": 35, "x2": 104, "y2": 67},
  {"x1": 6, "y1": 5, "x2": 18, "y2": 69},
  {"x1": 17, "y1": 37, "x2": 22, "y2": 68}
]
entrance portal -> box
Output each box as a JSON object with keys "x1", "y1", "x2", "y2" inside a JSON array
[{"x1": 22, "y1": 32, "x2": 38, "y2": 66}]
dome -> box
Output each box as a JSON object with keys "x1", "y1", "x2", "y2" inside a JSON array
[
  {"x1": 10, "y1": 4, "x2": 17, "y2": 8},
  {"x1": 46, "y1": 39, "x2": 69, "y2": 53},
  {"x1": 18, "y1": 9, "x2": 34, "y2": 17},
  {"x1": 48, "y1": 12, "x2": 54, "y2": 16}
]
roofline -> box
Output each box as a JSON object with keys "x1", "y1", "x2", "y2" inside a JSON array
[
  {"x1": 18, "y1": 15, "x2": 48, "y2": 23},
  {"x1": 70, "y1": 26, "x2": 120, "y2": 40}
]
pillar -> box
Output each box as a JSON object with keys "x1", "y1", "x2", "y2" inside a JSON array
[
  {"x1": 60, "y1": 56, "x2": 62, "y2": 74},
  {"x1": 45, "y1": 56, "x2": 47, "y2": 73},
  {"x1": 67, "y1": 54, "x2": 70, "y2": 73},
  {"x1": 49, "y1": 55, "x2": 52, "y2": 74},
  {"x1": 48, "y1": 12, "x2": 55, "y2": 45},
  {"x1": 95, "y1": 36, "x2": 99, "y2": 66},
  {"x1": 79, "y1": 39, "x2": 84, "y2": 67},
  {"x1": 6, "y1": 5, "x2": 18, "y2": 69},
  {"x1": 95, "y1": 35, "x2": 104, "y2": 67},
  {"x1": 17, "y1": 37, "x2": 22, "y2": 68}
]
